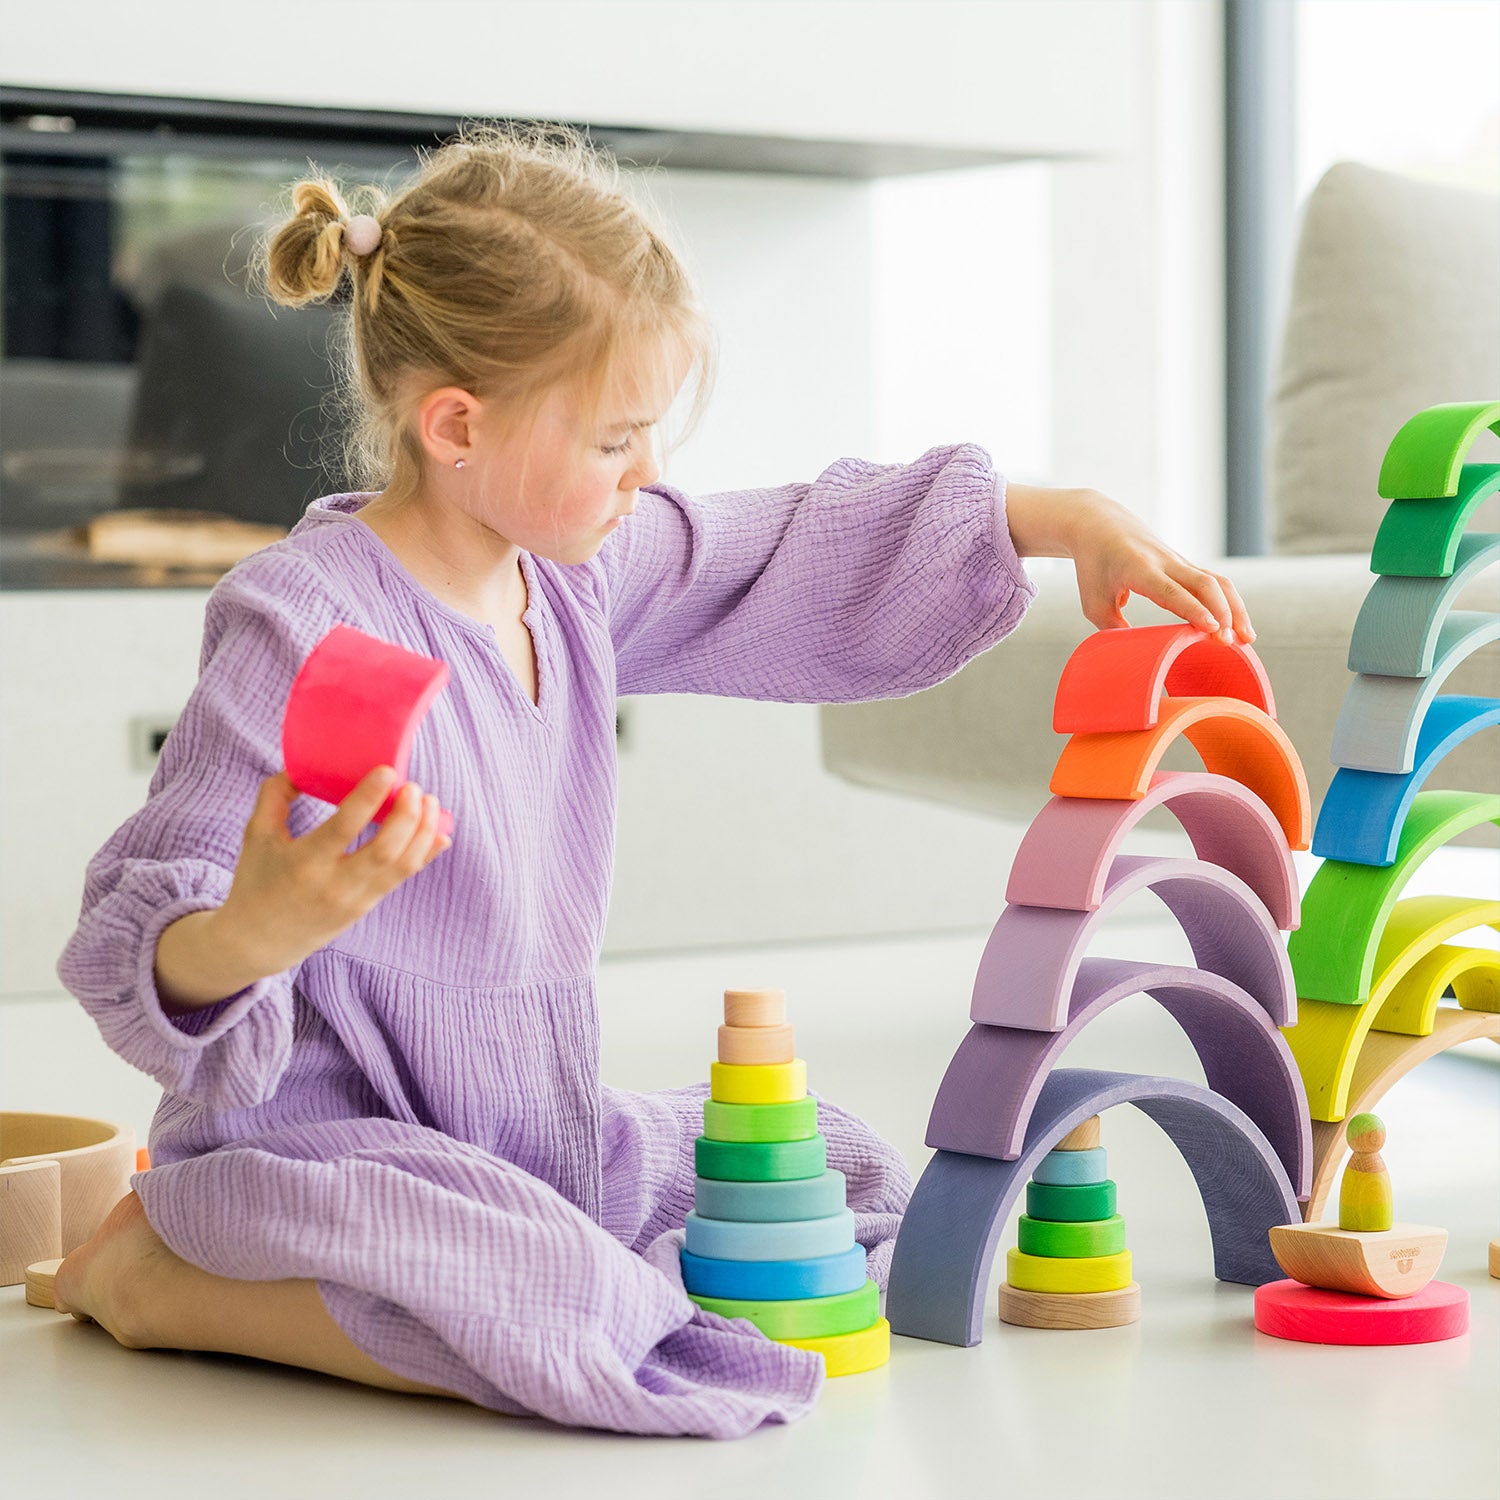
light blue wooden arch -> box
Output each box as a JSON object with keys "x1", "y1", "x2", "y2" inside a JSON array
[
  {"x1": 1331, "y1": 612, "x2": 1500, "y2": 772},
  {"x1": 1313, "y1": 695, "x2": 1500, "y2": 866},
  {"x1": 1348, "y1": 533, "x2": 1500, "y2": 677}
]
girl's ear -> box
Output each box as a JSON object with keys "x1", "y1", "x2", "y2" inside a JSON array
[{"x1": 415, "y1": 386, "x2": 484, "y2": 467}]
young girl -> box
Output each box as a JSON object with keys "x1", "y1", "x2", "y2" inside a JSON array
[{"x1": 53, "y1": 125, "x2": 1252, "y2": 1439}]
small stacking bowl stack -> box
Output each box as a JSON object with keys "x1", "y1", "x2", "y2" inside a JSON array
[
  {"x1": 680, "y1": 988, "x2": 889, "y2": 1377},
  {"x1": 997, "y1": 1115, "x2": 1140, "y2": 1329}
]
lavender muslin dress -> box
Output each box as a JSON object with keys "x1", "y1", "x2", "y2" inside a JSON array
[{"x1": 57, "y1": 444, "x2": 1034, "y2": 1437}]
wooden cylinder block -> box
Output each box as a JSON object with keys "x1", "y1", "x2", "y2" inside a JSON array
[
  {"x1": 723, "y1": 989, "x2": 786, "y2": 1028},
  {"x1": 24, "y1": 1257, "x2": 64, "y2": 1309},
  {"x1": 702, "y1": 1096, "x2": 818, "y2": 1144},
  {"x1": 1056, "y1": 1116, "x2": 1102, "y2": 1151},
  {"x1": 710, "y1": 1059, "x2": 806, "y2": 1105},
  {"x1": 717, "y1": 1023, "x2": 796, "y2": 1066},
  {"x1": 1026, "y1": 1179, "x2": 1117, "y2": 1223},
  {"x1": 0, "y1": 1160, "x2": 62, "y2": 1286},
  {"x1": 690, "y1": 1279, "x2": 879, "y2": 1341},
  {"x1": 999, "y1": 1281, "x2": 1141, "y2": 1330},
  {"x1": 1007, "y1": 1247, "x2": 1133, "y2": 1295},
  {"x1": 0, "y1": 1112, "x2": 136, "y2": 1286},
  {"x1": 783, "y1": 1316, "x2": 890, "y2": 1377}
]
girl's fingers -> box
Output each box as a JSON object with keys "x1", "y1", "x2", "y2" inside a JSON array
[
  {"x1": 1138, "y1": 571, "x2": 1222, "y2": 634},
  {"x1": 316, "y1": 765, "x2": 399, "y2": 849},
  {"x1": 248, "y1": 773, "x2": 299, "y2": 836},
  {"x1": 386, "y1": 791, "x2": 444, "y2": 875},
  {"x1": 357, "y1": 782, "x2": 428, "y2": 870},
  {"x1": 1165, "y1": 563, "x2": 1235, "y2": 639},
  {"x1": 1216, "y1": 572, "x2": 1255, "y2": 642}
]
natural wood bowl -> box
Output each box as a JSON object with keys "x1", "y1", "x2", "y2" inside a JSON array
[
  {"x1": 0, "y1": 1112, "x2": 136, "y2": 1285},
  {"x1": 1269, "y1": 1220, "x2": 1447, "y2": 1299}
]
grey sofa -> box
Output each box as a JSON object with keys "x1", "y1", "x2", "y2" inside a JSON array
[{"x1": 820, "y1": 163, "x2": 1499, "y2": 830}]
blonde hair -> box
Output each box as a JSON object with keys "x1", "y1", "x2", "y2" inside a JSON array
[{"x1": 260, "y1": 122, "x2": 714, "y2": 502}]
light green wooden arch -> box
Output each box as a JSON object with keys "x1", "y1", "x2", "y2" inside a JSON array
[
  {"x1": 1378, "y1": 400, "x2": 1500, "y2": 499},
  {"x1": 1287, "y1": 788, "x2": 1500, "y2": 1005},
  {"x1": 1284, "y1": 894, "x2": 1500, "y2": 1121},
  {"x1": 1370, "y1": 464, "x2": 1500, "y2": 578}
]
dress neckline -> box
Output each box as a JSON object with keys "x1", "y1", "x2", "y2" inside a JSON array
[{"x1": 303, "y1": 492, "x2": 550, "y2": 722}]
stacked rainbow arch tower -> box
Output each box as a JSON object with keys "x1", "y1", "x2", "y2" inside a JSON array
[
  {"x1": 884, "y1": 396, "x2": 1498, "y2": 1349},
  {"x1": 680, "y1": 988, "x2": 890, "y2": 1377},
  {"x1": 1285, "y1": 398, "x2": 1500, "y2": 1215}
]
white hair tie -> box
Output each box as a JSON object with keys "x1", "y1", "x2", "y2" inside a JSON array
[{"x1": 343, "y1": 214, "x2": 383, "y2": 257}]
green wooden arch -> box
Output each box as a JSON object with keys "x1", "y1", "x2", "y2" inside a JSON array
[
  {"x1": 1288, "y1": 788, "x2": 1500, "y2": 1005},
  {"x1": 1378, "y1": 400, "x2": 1500, "y2": 500},
  {"x1": 1370, "y1": 464, "x2": 1500, "y2": 578}
]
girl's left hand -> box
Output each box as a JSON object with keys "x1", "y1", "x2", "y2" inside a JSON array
[{"x1": 1005, "y1": 482, "x2": 1255, "y2": 643}]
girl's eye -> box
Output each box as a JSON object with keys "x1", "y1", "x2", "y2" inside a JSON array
[{"x1": 599, "y1": 438, "x2": 631, "y2": 456}]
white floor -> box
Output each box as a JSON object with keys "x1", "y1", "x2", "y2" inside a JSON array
[{"x1": 3, "y1": 925, "x2": 1498, "y2": 1500}]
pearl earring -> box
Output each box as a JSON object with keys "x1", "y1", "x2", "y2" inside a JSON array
[{"x1": 454, "y1": 459, "x2": 466, "y2": 470}]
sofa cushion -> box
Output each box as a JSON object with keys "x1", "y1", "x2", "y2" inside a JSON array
[{"x1": 1271, "y1": 162, "x2": 1500, "y2": 556}]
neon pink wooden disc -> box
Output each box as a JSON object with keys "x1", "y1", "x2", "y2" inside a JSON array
[
  {"x1": 1253, "y1": 1278, "x2": 1468, "y2": 1346},
  {"x1": 282, "y1": 625, "x2": 453, "y2": 837}
]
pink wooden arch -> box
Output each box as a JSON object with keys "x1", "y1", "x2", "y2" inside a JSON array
[{"x1": 1005, "y1": 770, "x2": 1299, "y2": 930}]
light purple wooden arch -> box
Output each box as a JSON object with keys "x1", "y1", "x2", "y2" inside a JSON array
[
  {"x1": 972, "y1": 854, "x2": 1297, "y2": 1032},
  {"x1": 1005, "y1": 770, "x2": 1300, "y2": 929},
  {"x1": 930, "y1": 956, "x2": 1310, "y2": 1193},
  {"x1": 887, "y1": 1068, "x2": 1302, "y2": 1346}
]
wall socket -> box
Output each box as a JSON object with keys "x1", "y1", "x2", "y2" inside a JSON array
[{"x1": 129, "y1": 714, "x2": 179, "y2": 773}]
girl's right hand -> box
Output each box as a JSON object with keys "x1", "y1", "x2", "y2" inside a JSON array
[{"x1": 215, "y1": 766, "x2": 451, "y2": 978}]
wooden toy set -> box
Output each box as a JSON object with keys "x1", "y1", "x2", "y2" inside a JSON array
[
  {"x1": 887, "y1": 398, "x2": 1498, "y2": 1349},
  {"x1": 681, "y1": 989, "x2": 890, "y2": 1377},
  {"x1": 997, "y1": 1115, "x2": 1141, "y2": 1330},
  {"x1": 11, "y1": 402, "x2": 1494, "y2": 1373}
]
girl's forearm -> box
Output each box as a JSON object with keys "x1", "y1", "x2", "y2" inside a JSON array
[{"x1": 154, "y1": 909, "x2": 276, "y2": 1014}]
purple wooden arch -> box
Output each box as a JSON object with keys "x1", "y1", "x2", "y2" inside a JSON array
[
  {"x1": 930, "y1": 956, "x2": 1310, "y2": 1193},
  {"x1": 972, "y1": 854, "x2": 1297, "y2": 1032},
  {"x1": 1005, "y1": 770, "x2": 1299, "y2": 929},
  {"x1": 887, "y1": 1068, "x2": 1302, "y2": 1347}
]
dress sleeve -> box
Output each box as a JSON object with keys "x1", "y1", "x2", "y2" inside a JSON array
[
  {"x1": 55, "y1": 548, "x2": 346, "y2": 1110},
  {"x1": 594, "y1": 443, "x2": 1035, "y2": 701}
]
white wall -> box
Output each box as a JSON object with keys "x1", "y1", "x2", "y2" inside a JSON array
[{"x1": 0, "y1": 2, "x2": 1226, "y2": 991}]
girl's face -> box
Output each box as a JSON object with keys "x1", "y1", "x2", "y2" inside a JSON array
[{"x1": 458, "y1": 341, "x2": 690, "y2": 566}]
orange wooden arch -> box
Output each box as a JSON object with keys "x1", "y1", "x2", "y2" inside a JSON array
[
  {"x1": 1049, "y1": 696, "x2": 1312, "y2": 849},
  {"x1": 1052, "y1": 623, "x2": 1276, "y2": 734}
]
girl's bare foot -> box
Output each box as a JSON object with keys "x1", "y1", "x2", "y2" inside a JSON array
[
  {"x1": 52, "y1": 1190, "x2": 170, "y2": 1348},
  {"x1": 50, "y1": 1189, "x2": 466, "y2": 1400}
]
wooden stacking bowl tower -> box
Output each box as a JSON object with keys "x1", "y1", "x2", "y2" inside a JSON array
[{"x1": 0, "y1": 1112, "x2": 136, "y2": 1285}]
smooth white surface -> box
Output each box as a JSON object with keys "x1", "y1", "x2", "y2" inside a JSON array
[
  {"x1": 3, "y1": 926, "x2": 1496, "y2": 1500},
  {"x1": 0, "y1": 0, "x2": 1135, "y2": 155}
]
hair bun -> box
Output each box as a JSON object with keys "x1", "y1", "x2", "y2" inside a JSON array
[
  {"x1": 343, "y1": 214, "x2": 383, "y2": 258},
  {"x1": 262, "y1": 176, "x2": 351, "y2": 307}
]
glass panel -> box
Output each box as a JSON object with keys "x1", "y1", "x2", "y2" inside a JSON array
[
  {"x1": 2, "y1": 132, "x2": 417, "y2": 575},
  {"x1": 1294, "y1": 0, "x2": 1500, "y2": 198}
]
